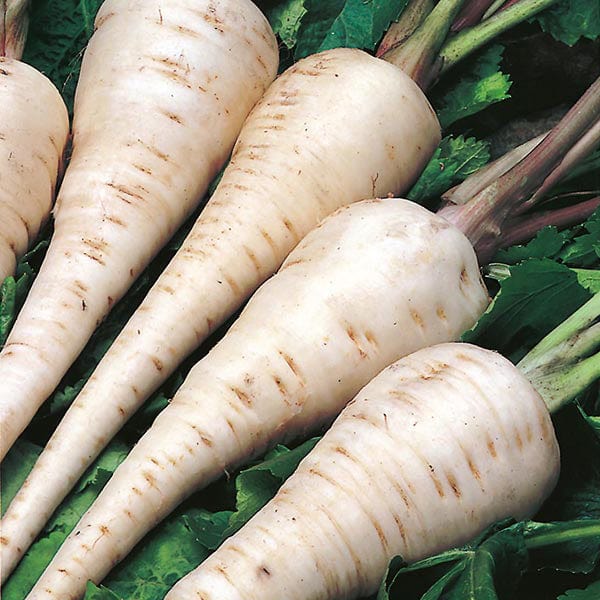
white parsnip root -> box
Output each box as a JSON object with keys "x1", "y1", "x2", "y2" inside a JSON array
[
  {"x1": 168, "y1": 343, "x2": 560, "y2": 600},
  {"x1": 1, "y1": 0, "x2": 30, "y2": 59},
  {"x1": 0, "y1": 57, "x2": 68, "y2": 282},
  {"x1": 24, "y1": 199, "x2": 489, "y2": 600},
  {"x1": 0, "y1": 0, "x2": 278, "y2": 460},
  {"x1": 0, "y1": 45, "x2": 441, "y2": 574}
]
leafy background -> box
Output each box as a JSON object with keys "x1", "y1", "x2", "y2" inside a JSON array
[{"x1": 1, "y1": 0, "x2": 600, "y2": 599}]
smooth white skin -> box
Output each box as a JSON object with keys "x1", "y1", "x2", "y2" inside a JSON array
[
  {"x1": 0, "y1": 45, "x2": 442, "y2": 572},
  {"x1": 169, "y1": 343, "x2": 560, "y2": 600},
  {"x1": 0, "y1": 58, "x2": 68, "y2": 281},
  {"x1": 0, "y1": 0, "x2": 278, "y2": 460},
  {"x1": 25, "y1": 199, "x2": 488, "y2": 600}
]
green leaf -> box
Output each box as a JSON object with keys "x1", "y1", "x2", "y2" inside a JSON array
[
  {"x1": 407, "y1": 135, "x2": 490, "y2": 204},
  {"x1": 432, "y1": 45, "x2": 512, "y2": 129},
  {"x1": 294, "y1": 0, "x2": 408, "y2": 59},
  {"x1": 83, "y1": 581, "x2": 121, "y2": 600},
  {"x1": 574, "y1": 269, "x2": 600, "y2": 294},
  {"x1": 538, "y1": 404, "x2": 600, "y2": 522},
  {"x1": 76, "y1": 440, "x2": 318, "y2": 600},
  {"x1": 558, "y1": 579, "x2": 600, "y2": 599},
  {"x1": 533, "y1": 0, "x2": 600, "y2": 46},
  {"x1": 0, "y1": 276, "x2": 17, "y2": 346},
  {"x1": 23, "y1": 0, "x2": 105, "y2": 113},
  {"x1": 1, "y1": 439, "x2": 42, "y2": 516},
  {"x1": 379, "y1": 522, "x2": 528, "y2": 600},
  {"x1": 263, "y1": 0, "x2": 307, "y2": 48},
  {"x1": 0, "y1": 237, "x2": 50, "y2": 346},
  {"x1": 495, "y1": 227, "x2": 571, "y2": 265},
  {"x1": 2, "y1": 441, "x2": 129, "y2": 600},
  {"x1": 494, "y1": 208, "x2": 600, "y2": 269},
  {"x1": 98, "y1": 510, "x2": 214, "y2": 600},
  {"x1": 559, "y1": 211, "x2": 600, "y2": 268},
  {"x1": 524, "y1": 520, "x2": 600, "y2": 574},
  {"x1": 225, "y1": 437, "x2": 319, "y2": 535},
  {"x1": 463, "y1": 259, "x2": 592, "y2": 361}
]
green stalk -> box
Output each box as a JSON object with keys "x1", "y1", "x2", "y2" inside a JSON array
[
  {"x1": 524, "y1": 520, "x2": 600, "y2": 550},
  {"x1": 482, "y1": 0, "x2": 508, "y2": 20},
  {"x1": 381, "y1": 0, "x2": 467, "y2": 89},
  {"x1": 442, "y1": 133, "x2": 547, "y2": 206},
  {"x1": 517, "y1": 292, "x2": 600, "y2": 414},
  {"x1": 438, "y1": 0, "x2": 560, "y2": 75}
]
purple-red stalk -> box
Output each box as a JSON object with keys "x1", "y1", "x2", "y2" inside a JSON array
[
  {"x1": 438, "y1": 76, "x2": 600, "y2": 263},
  {"x1": 451, "y1": 0, "x2": 499, "y2": 32}
]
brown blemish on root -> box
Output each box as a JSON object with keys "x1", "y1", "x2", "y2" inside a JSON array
[
  {"x1": 282, "y1": 257, "x2": 307, "y2": 268},
  {"x1": 160, "y1": 108, "x2": 185, "y2": 125},
  {"x1": 105, "y1": 214, "x2": 126, "y2": 227},
  {"x1": 99, "y1": 525, "x2": 111, "y2": 536},
  {"x1": 0, "y1": 536, "x2": 9, "y2": 545},
  {"x1": 346, "y1": 326, "x2": 367, "y2": 358},
  {"x1": 259, "y1": 566, "x2": 271, "y2": 577},
  {"x1": 169, "y1": 23, "x2": 202, "y2": 38},
  {"x1": 133, "y1": 163, "x2": 153, "y2": 175},
  {"x1": 446, "y1": 472, "x2": 462, "y2": 498},
  {"x1": 282, "y1": 217, "x2": 299, "y2": 240},
  {"x1": 273, "y1": 375, "x2": 287, "y2": 396},
  {"x1": 364, "y1": 330, "x2": 379, "y2": 349},
  {"x1": 152, "y1": 357, "x2": 163, "y2": 372},
  {"x1": 410, "y1": 310, "x2": 424, "y2": 329},
  {"x1": 95, "y1": 11, "x2": 116, "y2": 29},
  {"x1": 334, "y1": 446, "x2": 353, "y2": 460},
  {"x1": 232, "y1": 386, "x2": 253, "y2": 407},
  {"x1": 467, "y1": 455, "x2": 482, "y2": 482},
  {"x1": 138, "y1": 139, "x2": 171, "y2": 163},
  {"x1": 243, "y1": 245, "x2": 261, "y2": 272},
  {"x1": 515, "y1": 431, "x2": 524, "y2": 450},
  {"x1": 107, "y1": 181, "x2": 146, "y2": 202},
  {"x1": 82, "y1": 252, "x2": 106, "y2": 266},
  {"x1": 260, "y1": 228, "x2": 278, "y2": 254},
  {"x1": 427, "y1": 464, "x2": 445, "y2": 497},
  {"x1": 487, "y1": 436, "x2": 497, "y2": 458},
  {"x1": 278, "y1": 351, "x2": 305, "y2": 386},
  {"x1": 526, "y1": 423, "x2": 533, "y2": 443},
  {"x1": 142, "y1": 471, "x2": 159, "y2": 489},
  {"x1": 436, "y1": 307, "x2": 447, "y2": 321},
  {"x1": 393, "y1": 514, "x2": 408, "y2": 546},
  {"x1": 223, "y1": 274, "x2": 240, "y2": 295},
  {"x1": 213, "y1": 564, "x2": 236, "y2": 587}
]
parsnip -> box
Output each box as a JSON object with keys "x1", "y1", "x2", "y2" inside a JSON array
[
  {"x1": 0, "y1": 0, "x2": 279, "y2": 459},
  {"x1": 1, "y1": 0, "x2": 29, "y2": 59},
  {"x1": 22, "y1": 198, "x2": 488, "y2": 599},
  {"x1": 0, "y1": 57, "x2": 69, "y2": 282},
  {"x1": 0, "y1": 45, "x2": 441, "y2": 573},
  {"x1": 166, "y1": 342, "x2": 560, "y2": 600}
]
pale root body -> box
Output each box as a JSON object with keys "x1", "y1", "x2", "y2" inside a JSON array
[
  {"x1": 25, "y1": 199, "x2": 488, "y2": 600},
  {"x1": 1, "y1": 46, "x2": 441, "y2": 571},
  {"x1": 1, "y1": 0, "x2": 29, "y2": 59},
  {"x1": 168, "y1": 343, "x2": 560, "y2": 600},
  {"x1": 0, "y1": 58, "x2": 68, "y2": 281},
  {"x1": 0, "y1": 0, "x2": 278, "y2": 460}
]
